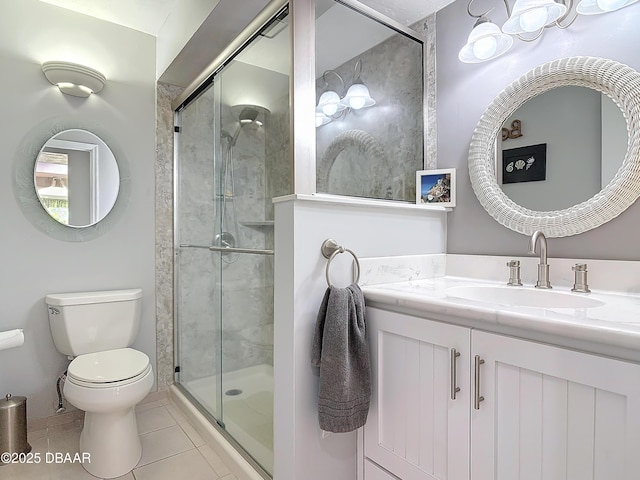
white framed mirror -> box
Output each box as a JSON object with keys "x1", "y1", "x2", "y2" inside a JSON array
[
  {"x1": 34, "y1": 129, "x2": 120, "y2": 228},
  {"x1": 468, "y1": 57, "x2": 640, "y2": 238}
]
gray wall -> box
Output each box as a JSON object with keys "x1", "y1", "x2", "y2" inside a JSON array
[
  {"x1": 436, "y1": 0, "x2": 640, "y2": 259},
  {"x1": 0, "y1": 0, "x2": 156, "y2": 420}
]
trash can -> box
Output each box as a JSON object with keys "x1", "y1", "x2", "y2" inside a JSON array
[{"x1": 0, "y1": 394, "x2": 31, "y2": 465}]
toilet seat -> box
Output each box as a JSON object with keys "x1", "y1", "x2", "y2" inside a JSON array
[{"x1": 68, "y1": 348, "x2": 150, "y2": 388}]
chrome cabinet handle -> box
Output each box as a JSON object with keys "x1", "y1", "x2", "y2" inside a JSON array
[
  {"x1": 474, "y1": 355, "x2": 485, "y2": 410},
  {"x1": 450, "y1": 348, "x2": 461, "y2": 400}
]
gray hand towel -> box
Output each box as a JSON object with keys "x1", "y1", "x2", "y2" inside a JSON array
[{"x1": 311, "y1": 283, "x2": 371, "y2": 433}]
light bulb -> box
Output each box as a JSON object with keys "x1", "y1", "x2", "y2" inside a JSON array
[
  {"x1": 519, "y1": 7, "x2": 549, "y2": 31},
  {"x1": 349, "y1": 96, "x2": 367, "y2": 110},
  {"x1": 316, "y1": 112, "x2": 330, "y2": 127},
  {"x1": 596, "y1": 0, "x2": 627, "y2": 9},
  {"x1": 322, "y1": 103, "x2": 338, "y2": 116},
  {"x1": 341, "y1": 83, "x2": 374, "y2": 110},
  {"x1": 318, "y1": 91, "x2": 341, "y2": 117},
  {"x1": 472, "y1": 36, "x2": 498, "y2": 60}
]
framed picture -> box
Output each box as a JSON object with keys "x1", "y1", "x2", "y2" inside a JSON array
[
  {"x1": 416, "y1": 168, "x2": 456, "y2": 207},
  {"x1": 502, "y1": 143, "x2": 547, "y2": 184}
]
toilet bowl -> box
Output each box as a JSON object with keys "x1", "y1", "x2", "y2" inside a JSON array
[
  {"x1": 45, "y1": 289, "x2": 153, "y2": 479},
  {"x1": 63, "y1": 348, "x2": 153, "y2": 479}
]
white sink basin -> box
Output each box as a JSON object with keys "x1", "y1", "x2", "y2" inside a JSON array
[{"x1": 446, "y1": 285, "x2": 605, "y2": 309}]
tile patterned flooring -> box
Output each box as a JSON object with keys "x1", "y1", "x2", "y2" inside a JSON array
[{"x1": 2, "y1": 396, "x2": 237, "y2": 480}]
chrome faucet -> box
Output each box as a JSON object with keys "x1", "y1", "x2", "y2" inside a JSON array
[{"x1": 528, "y1": 230, "x2": 552, "y2": 289}]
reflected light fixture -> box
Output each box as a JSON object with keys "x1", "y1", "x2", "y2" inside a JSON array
[
  {"x1": 459, "y1": 0, "x2": 637, "y2": 63},
  {"x1": 42, "y1": 61, "x2": 106, "y2": 98},
  {"x1": 316, "y1": 60, "x2": 375, "y2": 127}
]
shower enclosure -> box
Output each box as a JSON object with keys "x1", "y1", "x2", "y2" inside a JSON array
[{"x1": 173, "y1": 4, "x2": 290, "y2": 476}]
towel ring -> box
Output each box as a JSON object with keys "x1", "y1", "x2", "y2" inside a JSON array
[{"x1": 321, "y1": 238, "x2": 361, "y2": 287}]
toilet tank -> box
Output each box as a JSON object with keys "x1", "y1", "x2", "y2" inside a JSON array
[{"x1": 45, "y1": 289, "x2": 143, "y2": 356}]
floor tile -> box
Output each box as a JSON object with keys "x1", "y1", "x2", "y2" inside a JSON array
[
  {"x1": 13, "y1": 399, "x2": 238, "y2": 480},
  {"x1": 49, "y1": 461, "x2": 95, "y2": 480},
  {"x1": 135, "y1": 399, "x2": 164, "y2": 413},
  {"x1": 48, "y1": 424, "x2": 83, "y2": 455},
  {"x1": 133, "y1": 449, "x2": 219, "y2": 480},
  {"x1": 165, "y1": 402, "x2": 206, "y2": 447},
  {"x1": 137, "y1": 425, "x2": 194, "y2": 467},
  {"x1": 0, "y1": 437, "x2": 49, "y2": 480},
  {"x1": 199, "y1": 445, "x2": 232, "y2": 477},
  {"x1": 136, "y1": 406, "x2": 177, "y2": 435}
]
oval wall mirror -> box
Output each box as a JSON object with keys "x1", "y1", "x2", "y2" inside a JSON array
[
  {"x1": 34, "y1": 129, "x2": 120, "y2": 228},
  {"x1": 468, "y1": 57, "x2": 640, "y2": 238}
]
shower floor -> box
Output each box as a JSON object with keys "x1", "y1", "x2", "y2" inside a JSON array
[{"x1": 185, "y1": 363, "x2": 274, "y2": 474}]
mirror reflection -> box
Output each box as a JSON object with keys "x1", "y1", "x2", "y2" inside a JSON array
[
  {"x1": 315, "y1": 0, "x2": 424, "y2": 202},
  {"x1": 497, "y1": 86, "x2": 627, "y2": 211},
  {"x1": 34, "y1": 129, "x2": 119, "y2": 228}
]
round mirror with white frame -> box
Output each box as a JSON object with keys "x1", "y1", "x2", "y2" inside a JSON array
[
  {"x1": 468, "y1": 57, "x2": 640, "y2": 238},
  {"x1": 34, "y1": 129, "x2": 120, "y2": 228}
]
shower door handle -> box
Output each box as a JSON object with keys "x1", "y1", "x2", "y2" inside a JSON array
[{"x1": 208, "y1": 246, "x2": 274, "y2": 256}]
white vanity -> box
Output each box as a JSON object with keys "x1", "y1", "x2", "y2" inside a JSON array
[
  {"x1": 358, "y1": 254, "x2": 640, "y2": 480},
  {"x1": 354, "y1": 55, "x2": 640, "y2": 480}
]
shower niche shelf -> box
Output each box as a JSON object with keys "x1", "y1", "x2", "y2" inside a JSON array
[{"x1": 240, "y1": 220, "x2": 275, "y2": 230}]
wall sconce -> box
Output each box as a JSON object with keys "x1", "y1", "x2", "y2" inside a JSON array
[
  {"x1": 459, "y1": 0, "x2": 638, "y2": 63},
  {"x1": 42, "y1": 61, "x2": 106, "y2": 98},
  {"x1": 316, "y1": 60, "x2": 375, "y2": 127}
]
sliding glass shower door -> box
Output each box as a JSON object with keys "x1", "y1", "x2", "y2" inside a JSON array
[{"x1": 173, "y1": 6, "x2": 290, "y2": 476}]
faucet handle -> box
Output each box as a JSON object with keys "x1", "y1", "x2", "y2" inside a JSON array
[
  {"x1": 506, "y1": 260, "x2": 523, "y2": 286},
  {"x1": 572, "y1": 263, "x2": 591, "y2": 293}
]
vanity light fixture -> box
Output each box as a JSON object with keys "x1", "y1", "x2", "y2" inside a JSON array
[
  {"x1": 42, "y1": 61, "x2": 106, "y2": 98},
  {"x1": 316, "y1": 60, "x2": 375, "y2": 127},
  {"x1": 577, "y1": 0, "x2": 638, "y2": 14},
  {"x1": 458, "y1": 16, "x2": 514, "y2": 63},
  {"x1": 502, "y1": 0, "x2": 567, "y2": 34},
  {"x1": 459, "y1": 0, "x2": 637, "y2": 63}
]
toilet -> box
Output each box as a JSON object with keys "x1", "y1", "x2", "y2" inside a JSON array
[{"x1": 45, "y1": 289, "x2": 153, "y2": 479}]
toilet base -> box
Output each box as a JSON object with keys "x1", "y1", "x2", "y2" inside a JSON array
[{"x1": 79, "y1": 408, "x2": 142, "y2": 479}]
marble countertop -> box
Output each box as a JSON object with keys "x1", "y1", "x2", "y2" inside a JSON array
[{"x1": 362, "y1": 275, "x2": 640, "y2": 362}]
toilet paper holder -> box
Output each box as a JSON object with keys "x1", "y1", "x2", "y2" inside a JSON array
[{"x1": 0, "y1": 329, "x2": 24, "y2": 352}]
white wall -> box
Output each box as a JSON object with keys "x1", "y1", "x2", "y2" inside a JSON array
[
  {"x1": 273, "y1": 195, "x2": 447, "y2": 480},
  {"x1": 0, "y1": 0, "x2": 156, "y2": 420},
  {"x1": 437, "y1": 0, "x2": 640, "y2": 259}
]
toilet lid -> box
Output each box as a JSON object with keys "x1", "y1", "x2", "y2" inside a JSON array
[{"x1": 68, "y1": 348, "x2": 150, "y2": 384}]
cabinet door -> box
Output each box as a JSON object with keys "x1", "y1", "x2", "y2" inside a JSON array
[
  {"x1": 471, "y1": 330, "x2": 640, "y2": 480},
  {"x1": 365, "y1": 460, "x2": 401, "y2": 480},
  {"x1": 365, "y1": 307, "x2": 471, "y2": 480}
]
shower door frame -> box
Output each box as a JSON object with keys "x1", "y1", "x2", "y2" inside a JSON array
[{"x1": 172, "y1": 2, "x2": 289, "y2": 478}]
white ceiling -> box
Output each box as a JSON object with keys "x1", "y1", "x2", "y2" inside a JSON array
[
  {"x1": 37, "y1": 0, "x2": 457, "y2": 87},
  {"x1": 38, "y1": 0, "x2": 180, "y2": 35},
  {"x1": 38, "y1": 0, "x2": 454, "y2": 37}
]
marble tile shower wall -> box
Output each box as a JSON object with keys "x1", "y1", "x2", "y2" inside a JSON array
[
  {"x1": 156, "y1": 82, "x2": 183, "y2": 391},
  {"x1": 174, "y1": 91, "x2": 289, "y2": 381},
  {"x1": 316, "y1": 18, "x2": 433, "y2": 202}
]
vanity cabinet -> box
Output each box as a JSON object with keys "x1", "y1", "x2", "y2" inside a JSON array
[{"x1": 364, "y1": 307, "x2": 640, "y2": 480}]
